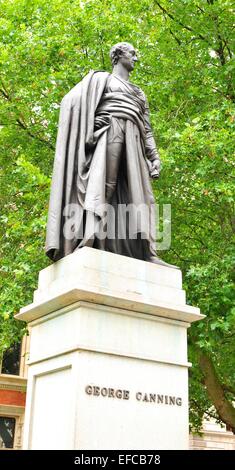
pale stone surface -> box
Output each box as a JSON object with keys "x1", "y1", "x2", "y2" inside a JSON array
[
  {"x1": 190, "y1": 429, "x2": 235, "y2": 450},
  {"x1": 0, "y1": 405, "x2": 25, "y2": 450},
  {"x1": 27, "y1": 302, "x2": 189, "y2": 367},
  {"x1": 29, "y1": 365, "x2": 73, "y2": 450},
  {"x1": 35, "y1": 247, "x2": 184, "y2": 304},
  {"x1": 16, "y1": 248, "x2": 203, "y2": 324},
  {"x1": 17, "y1": 248, "x2": 203, "y2": 450},
  {"x1": 190, "y1": 419, "x2": 235, "y2": 450},
  {"x1": 24, "y1": 351, "x2": 189, "y2": 450}
]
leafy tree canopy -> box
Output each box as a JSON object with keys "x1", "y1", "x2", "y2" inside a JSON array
[{"x1": 0, "y1": 0, "x2": 234, "y2": 433}]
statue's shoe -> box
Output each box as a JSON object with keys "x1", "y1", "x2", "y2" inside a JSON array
[{"x1": 148, "y1": 256, "x2": 179, "y2": 269}]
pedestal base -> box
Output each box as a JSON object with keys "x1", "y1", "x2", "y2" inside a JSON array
[{"x1": 16, "y1": 248, "x2": 203, "y2": 450}]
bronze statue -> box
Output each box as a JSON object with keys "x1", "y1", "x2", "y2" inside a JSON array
[{"x1": 45, "y1": 42, "x2": 175, "y2": 268}]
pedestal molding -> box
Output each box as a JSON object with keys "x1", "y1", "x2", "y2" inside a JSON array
[
  {"x1": 17, "y1": 286, "x2": 203, "y2": 324},
  {"x1": 27, "y1": 344, "x2": 192, "y2": 368},
  {"x1": 26, "y1": 301, "x2": 191, "y2": 328}
]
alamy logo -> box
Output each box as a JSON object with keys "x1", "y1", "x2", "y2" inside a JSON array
[{"x1": 63, "y1": 203, "x2": 171, "y2": 250}]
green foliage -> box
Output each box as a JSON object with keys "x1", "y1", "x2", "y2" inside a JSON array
[{"x1": 0, "y1": 0, "x2": 234, "y2": 432}]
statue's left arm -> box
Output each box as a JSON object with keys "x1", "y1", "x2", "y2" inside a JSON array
[{"x1": 143, "y1": 97, "x2": 161, "y2": 179}]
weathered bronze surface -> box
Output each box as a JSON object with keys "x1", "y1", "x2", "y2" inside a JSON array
[{"x1": 45, "y1": 42, "x2": 175, "y2": 267}]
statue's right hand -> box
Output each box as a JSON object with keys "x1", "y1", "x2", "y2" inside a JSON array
[{"x1": 150, "y1": 169, "x2": 160, "y2": 179}]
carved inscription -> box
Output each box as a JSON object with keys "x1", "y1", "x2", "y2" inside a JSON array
[{"x1": 85, "y1": 385, "x2": 182, "y2": 406}]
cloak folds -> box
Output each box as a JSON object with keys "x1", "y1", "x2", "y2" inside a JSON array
[{"x1": 45, "y1": 71, "x2": 157, "y2": 261}]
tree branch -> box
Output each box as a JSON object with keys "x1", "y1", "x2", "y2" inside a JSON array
[
  {"x1": 0, "y1": 87, "x2": 9, "y2": 100},
  {"x1": 190, "y1": 397, "x2": 218, "y2": 421},
  {"x1": 196, "y1": 4, "x2": 205, "y2": 14},
  {"x1": 169, "y1": 28, "x2": 181, "y2": 46},
  {"x1": 199, "y1": 352, "x2": 235, "y2": 433},
  {"x1": 16, "y1": 117, "x2": 55, "y2": 150},
  {"x1": 154, "y1": 1, "x2": 209, "y2": 43},
  {"x1": 211, "y1": 86, "x2": 235, "y2": 103},
  {"x1": 222, "y1": 383, "x2": 235, "y2": 396},
  {"x1": 0, "y1": 83, "x2": 55, "y2": 150}
]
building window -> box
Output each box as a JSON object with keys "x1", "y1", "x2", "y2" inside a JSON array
[
  {"x1": 0, "y1": 417, "x2": 16, "y2": 449},
  {"x1": 1, "y1": 343, "x2": 21, "y2": 375}
]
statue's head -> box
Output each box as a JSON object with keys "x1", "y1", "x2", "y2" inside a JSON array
[{"x1": 110, "y1": 42, "x2": 137, "y2": 72}]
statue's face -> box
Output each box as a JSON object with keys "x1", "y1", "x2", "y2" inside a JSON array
[{"x1": 118, "y1": 45, "x2": 138, "y2": 72}]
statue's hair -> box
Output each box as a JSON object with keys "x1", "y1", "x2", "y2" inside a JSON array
[{"x1": 109, "y1": 42, "x2": 134, "y2": 66}]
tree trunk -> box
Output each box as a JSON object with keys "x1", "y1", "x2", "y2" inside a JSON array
[{"x1": 199, "y1": 352, "x2": 235, "y2": 434}]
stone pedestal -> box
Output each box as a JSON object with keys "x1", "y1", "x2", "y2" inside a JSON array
[{"x1": 16, "y1": 248, "x2": 203, "y2": 450}]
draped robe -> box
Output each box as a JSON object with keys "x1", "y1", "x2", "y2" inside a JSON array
[{"x1": 45, "y1": 71, "x2": 160, "y2": 261}]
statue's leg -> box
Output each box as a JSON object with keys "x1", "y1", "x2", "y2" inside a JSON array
[
  {"x1": 105, "y1": 142, "x2": 123, "y2": 202},
  {"x1": 93, "y1": 119, "x2": 125, "y2": 250},
  {"x1": 105, "y1": 117, "x2": 125, "y2": 203}
]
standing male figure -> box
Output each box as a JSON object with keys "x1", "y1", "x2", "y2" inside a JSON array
[{"x1": 46, "y1": 42, "x2": 173, "y2": 267}]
